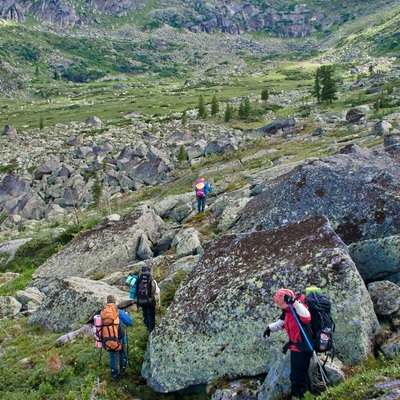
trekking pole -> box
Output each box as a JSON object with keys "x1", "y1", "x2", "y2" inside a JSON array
[
  {"x1": 98, "y1": 347, "x2": 102, "y2": 367},
  {"x1": 125, "y1": 328, "x2": 129, "y2": 367},
  {"x1": 288, "y1": 304, "x2": 329, "y2": 386}
]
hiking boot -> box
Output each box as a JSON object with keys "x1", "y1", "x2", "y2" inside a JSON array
[
  {"x1": 120, "y1": 367, "x2": 126, "y2": 377},
  {"x1": 111, "y1": 369, "x2": 118, "y2": 381}
]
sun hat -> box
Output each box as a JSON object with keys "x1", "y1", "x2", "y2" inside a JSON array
[{"x1": 274, "y1": 288, "x2": 295, "y2": 307}]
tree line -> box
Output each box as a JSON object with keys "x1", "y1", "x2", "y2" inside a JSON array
[{"x1": 191, "y1": 65, "x2": 338, "y2": 123}]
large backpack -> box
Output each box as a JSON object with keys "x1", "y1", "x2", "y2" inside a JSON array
[
  {"x1": 195, "y1": 181, "x2": 205, "y2": 197},
  {"x1": 100, "y1": 303, "x2": 123, "y2": 351},
  {"x1": 136, "y1": 271, "x2": 156, "y2": 305},
  {"x1": 304, "y1": 291, "x2": 335, "y2": 355}
]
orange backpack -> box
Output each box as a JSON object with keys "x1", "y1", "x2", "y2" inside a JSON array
[{"x1": 100, "y1": 303, "x2": 123, "y2": 351}]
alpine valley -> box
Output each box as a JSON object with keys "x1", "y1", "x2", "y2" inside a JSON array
[{"x1": 0, "y1": 1, "x2": 400, "y2": 400}]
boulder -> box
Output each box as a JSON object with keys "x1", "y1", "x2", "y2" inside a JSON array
[
  {"x1": 0, "y1": 296, "x2": 22, "y2": 319},
  {"x1": 234, "y1": 145, "x2": 400, "y2": 245},
  {"x1": 128, "y1": 158, "x2": 170, "y2": 186},
  {"x1": 171, "y1": 227, "x2": 203, "y2": 259},
  {"x1": 29, "y1": 211, "x2": 164, "y2": 292},
  {"x1": 66, "y1": 135, "x2": 83, "y2": 146},
  {"x1": 346, "y1": 108, "x2": 365, "y2": 124},
  {"x1": 217, "y1": 197, "x2": 251, "y2": 232},
  {"x1": 384, "y1": 134, "x2": 400, "y2": 154},
  {"x1": 372, "y1": 120, "x2": 392, "y2": 136},
  {"x1": 151, "y1": 192, "x2": 193, "y2": 219},
  {"x1": 142, "y1": 216, "x2": 379, "y2": 393},
  {"x1": 3, "y1": 125, "x2": 17, "y2": 136},
  {"x1": 33, "y1": 157, "x2": 62, "y2": 179},
  {"x1": 16, "y1": 287, "x2": 46, "y2": 314},
  {"x1": 0, "y1": 173, "x2": 47, "y2": 220},
  {"x1": 246, "y1": 118, "x2": 296, "y2": 137},
  {"x1": 85, "y1": 116, "x2": 103, "y2": 127},
  {"x1": 0, "y1": 238, "x2": 32, "y2": 266},
  {"x1": 28, "y1": 277, "x2": 131, "y2": 332},
  {"x1": 368, "y1": 281, "x2": 400, "y2": 318},
  {"x1": 348, "y1": 235, "x2": 400, "y2": 282}
]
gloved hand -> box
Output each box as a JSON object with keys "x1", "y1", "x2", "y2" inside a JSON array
[
  {"x1": 284, "y1": 294, "x2": 295, "y2": 304},
  {"x1": 263, "y1": 327, "x2": 271, "y2": 339}
]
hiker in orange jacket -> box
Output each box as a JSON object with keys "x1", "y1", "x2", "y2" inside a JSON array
[{"x1": 263, "y1": 288, "x2": 312, "y2": 399}]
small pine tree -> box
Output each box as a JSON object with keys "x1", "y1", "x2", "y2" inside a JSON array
[
  {"x1": 238, "y1": 102, "x2": 245, "y2": 119},
  {"x1": 35, "y1": 66, "x2": 39, "y2": 76},
  {"x1": 211, "y1": 95, "x2": 219, "y2": 116},
  {"x1": 261, "y1": 88, "x2": 269, "y2": 101},
  {"x1": 181, "y1": 110, "x2": 187, "y2": 125},
  {"x1": 312, "y1": 65, "x2": 337, "y2": 104},
  {"x1": 244, "y1": 97, "x2": 251, "y2": 118},
  {"x1": 177, "y1": 145, "x2": 188, "y2": 163},
  {"x1": 198, "y1": 95, "x2": 206, "y2": 119},
  {"x1": 369, "y1": 65, "x2": 374, "y2": 75},
  {"x1": 224, "y1": 103, "x2": 233, "y2": 122},
  {"x1": 311, "y1": 69, "x2": 322, "y2": 103},
  {"x1": 39, "y1": 116, "x2": 44, "y2": 130},
  {"x1": 239, "y1": 97, "x2": 251, "y2": 119},
  {"x1": 92, "y1": 179, "x2": 102, "y2": 208},
  {"x1": 320, "y1": 66, "x2": 337, "y2": 103}
]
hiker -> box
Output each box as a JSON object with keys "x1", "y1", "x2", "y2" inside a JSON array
[
  {"x1": 135, "y1": 265, "x2": 160, "y2": 332},
  {"x1": 101, "y1": 295, "x2": 132, "y2": 381},
  {"x1": 263, "y1": 288, "x2": 312, "y2": 399},
  {"x1": 195, "y1": 177, "x2": 212, "y2": 213}
]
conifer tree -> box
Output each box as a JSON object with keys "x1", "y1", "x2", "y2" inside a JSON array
[
  {"x1": 261, "y1": 88, "x2": 269, "y2": 101},
  {"x1": 211, "y1": 95, "x2": 219, "y2": 116},
  {"x1": 244, "y1": 97, "x2": 251, "y2": 118},
  {"x1": 198, "y1": 95, "x2": 207, "y2": 119},
  {"x1": 224, "y1": 104, "x2": 233, "y2": 122},
  {"x1": 320, "y1": 65, "x2": 337, "y2": 103},
  {"x1": 177, "y1": 145, "x2": 188, "y2": 163},
  {"x1": 312, "y1": 69, "x2": 322, "y2": 103},
  {"x1": 181, "y1": 109, "x2": 187, "y2": 125},
  {"x1": 239, "y1": 97, "x2": 251, "y2": 119},
  {"x1": 238, "y1": 102, "x2": 245, "y2": 119},
  {"x1": 312, "y1": 65, "x2": 337, "y2": 104}
]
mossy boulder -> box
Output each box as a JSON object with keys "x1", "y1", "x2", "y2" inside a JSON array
[
  {"x1": 142, "y1": 216, "x2": 379, "y2": 393},
  {"x1": 28, "y1": 276, "x2": 131, "y2": 332},
  {"x1": 30, "y1": 211, "x2": 164, "y2": 292},
  {"x1": 235, "y1": 144, "x2": 400, "y2": 245}
]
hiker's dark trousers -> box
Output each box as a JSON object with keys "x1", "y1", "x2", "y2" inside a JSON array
[
  {"x1": 290, "y1": 350, "x2": 312, "y2": 399},
  {"x1": 197, "y1": 196, "x2": 205, "y2": 212},
  {"x1": 109, "y1": 345, "x2": 127, "y2": 377},
  {"x1": 141, "y1": 303, "x2": 156, "y2": 332}
]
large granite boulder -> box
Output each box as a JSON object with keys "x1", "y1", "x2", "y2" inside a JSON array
[
  {"x1": 234, "y1": 144, "x2": 400, "y2": 244},
  {"x1": 0, "y1": 296, "x2": 22, "y2": 319},
  {"x1": 0, "y1": 173, "x2": 47, "y2": 220},
  {"x1": 30, "y1": 211, "x2": 164, "y2": 292},
  {"x1": 349, "y1": 234, "x2": 400, "y2": 283},
  {"x1": 28, "y1": 277, "x2": 131, "y2": 332},
  {"x1": 142, "y1": 216, "x2": 379, "y2": 393}
]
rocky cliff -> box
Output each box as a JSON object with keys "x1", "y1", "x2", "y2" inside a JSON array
[{"x1": 0, "y1": 0, "x2": 390, "y2": 37}]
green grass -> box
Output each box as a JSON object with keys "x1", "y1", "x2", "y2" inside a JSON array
[
  {"x1": 317, "y1": 355, "x2": 400, "y2": 400},
  {"x1": 0, "y1": 257, "x2": 199, "y2": 400}
]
